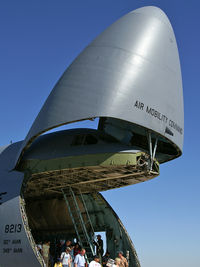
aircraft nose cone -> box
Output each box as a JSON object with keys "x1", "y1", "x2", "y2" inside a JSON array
[
  {"x1": 16, "y1": 6, "x2": 183, "y2": 166},
  {"x1": 131, "y1": 6, "x2": 172, "y2": 28},
  {"x1": 92, "y1": 5, "x2": 176, "y2": 71}
]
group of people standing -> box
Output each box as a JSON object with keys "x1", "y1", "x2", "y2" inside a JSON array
[
  {"x1": 57, "y1": 247, "x2": 86, "y2": 267},
  {"x1": 104, "y1": 251, "x2": 128, "y2": 267},
  {"x1": 37, "y1": 235, "x2": 129, "y2": 267},
  {"x1": 37, "y1": 240, "x2": 82, "y2": 267},
  {"x1": 55, "y1": 250, "x2": 128, "y2": 267}
]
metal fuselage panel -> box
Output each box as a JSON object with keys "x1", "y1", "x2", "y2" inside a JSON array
[
  {"x1": 15, "y1": 6, "x2": 184, "y2": 166},
  {"x1": 0, "y1": 142, "x2": 24, "y2": 203},
  {"x1": 0, "y1": 197, "x2": 41, "y2": 267}
]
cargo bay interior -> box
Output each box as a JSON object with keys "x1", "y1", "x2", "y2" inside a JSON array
[{"x1": 20, "y1": 188, "x2": 140, "y2": 267}]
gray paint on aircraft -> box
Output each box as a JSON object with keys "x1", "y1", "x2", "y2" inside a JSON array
[
  {"x1": 0, "y1": 197, "x2": 41, "y2": 267},
  {"x1": 0, "y1": 142, "x2": 24, "y2": 203},
  {"x1": 15, "y1": 6, "x2": 183, "y2": 166}
]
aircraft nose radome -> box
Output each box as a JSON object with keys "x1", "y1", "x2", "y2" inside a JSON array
[
  {"x1": 92, "y1": 4, "x2": 178, "y2": 71},
  {"x1": 131, "y1": 6, "x2": 172, "y2": 28}
]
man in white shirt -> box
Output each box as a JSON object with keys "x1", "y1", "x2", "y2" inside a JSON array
[
  {"x1": 89, "y1": 255, "x2": 101, "y2": 267},
  {"x1": 74, "y1": 248, "x2": 86, "y2": 267}
]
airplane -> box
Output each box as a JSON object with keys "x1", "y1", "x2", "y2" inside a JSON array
[{"x1": 0, "y1": 6, "x2": 184, "y2": 267}]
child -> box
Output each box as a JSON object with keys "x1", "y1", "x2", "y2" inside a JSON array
[{"x1": 54, "y1": 258, "x2": 63, "y2": 267}]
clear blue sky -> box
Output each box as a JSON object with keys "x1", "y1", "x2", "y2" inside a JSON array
[{"x1": 0, "y1": 1, "x2": 199, "y2": 266}]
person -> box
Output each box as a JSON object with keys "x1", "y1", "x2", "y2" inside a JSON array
[
  {"x1": 36, "y1": 242, "x2": 42, "y2": 255},
  {"x1": 74, "y1": 243, "x2": 81, "y2": 257},
  {"x1": 117, "y1": 252, "x2": 128, "y2": 267},
  {"x1": 74, "y1": 248, "x2": 86, "y2": 267},
  {"x1": 69, "y1": 244, "x2": 75, "y2": 267},
  {"x1": 93, "y1": 235, "x2": 104, "y2": 257},
  {"x1": 106, "y1": 258, "x2": 115, "y2": 267},
  {"x1": 61, "y1": 247, "x2": 72, "y2": 267},
  {"x1": 102, "y1": 251, "x2": 110, "y2": 267},
  {"x1": 61, "y1": 240, "x2": 72, "y2": 253},
  {"x1": 89, "y1": 255, "x2": 101, "y2": 267},
  {"x1": 42, "y1": 241, "x2": 50, "y2": 267},
  {"x1": 54, "y1": 258, "x2": 63, "y2": 267},
  {"x1": 55, "y1": 241, "x2": 62, "y2": 263},
  {"x1": 114, "y1": 258, "x2": 121, "y2": 267}
]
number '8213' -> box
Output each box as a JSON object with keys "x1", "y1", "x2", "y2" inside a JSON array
[{"x1": 4, "y1": 224, "x2": 22, "y2": 233}]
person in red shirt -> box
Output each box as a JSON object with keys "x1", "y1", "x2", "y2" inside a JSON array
[{"x1": 74, "y1": 243, "x2": 81, "y2": 257}]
